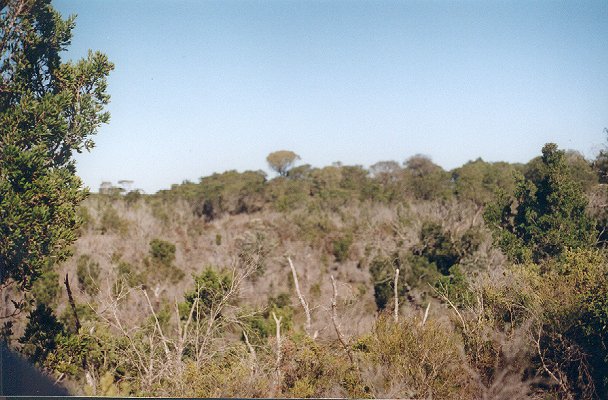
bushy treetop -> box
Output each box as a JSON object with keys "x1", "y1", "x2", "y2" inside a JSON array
[{"x1": 484, "y1": 143, "x2": 595, "y2": 263}]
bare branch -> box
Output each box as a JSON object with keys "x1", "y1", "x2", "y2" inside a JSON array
[
  {"x1": 287, "y1": 256, "x2": 312, "y2": 337},
  {"x1": 535, "y1": 325, "x2": 571, "y2": 397},
  {"x1": 422, "y1": 302, "x2": 431, "y2": 326},
  {"x1": 142, "y1": 288, "x2": 170, "y2": 356},
  {"x1": 433, "y1": 282, "x2": 467, "y2": 334},
  {"x1": 330, "y1": 275, "x2": 354, "y2": 366},
  {"x1": 272, "y1": 311, "x2": 283, "y2": 394},
  {"x1": 393, "y1": 268, "x2": 400, "y2": 323},
  {"x1": 242, "y1": 329, "x2": 257, "y2": 373},
  {"x1": 64, "y1": 273, "x2": 81, "y2": 333}
]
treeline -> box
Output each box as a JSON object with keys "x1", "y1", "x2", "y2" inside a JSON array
[{"x1": 152, "y1": 147, "x2": 605, "y2": 225}]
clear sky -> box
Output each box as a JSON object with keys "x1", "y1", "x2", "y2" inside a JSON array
[{"x1": 54, "y1": 0, "x2": 608, "y2": 194}]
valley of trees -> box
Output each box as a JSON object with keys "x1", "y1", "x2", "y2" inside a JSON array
[{"x1": 2, "y1": 1, "x2": 608, "y2": 399}]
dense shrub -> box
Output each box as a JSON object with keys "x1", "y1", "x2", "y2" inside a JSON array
[
  {"x1": 30, "y1": 266, "x2": 61, "y2": 307},
  {"x1": 99, "y1": 206, "x2": 129, "y2": 235},
  {"x1": 149, "y1": 239, "x2": 176, "y2": 265},
  {"x1": 332, "y1": 233, "x2": 353, "y2": 263},
  {"x1": 18, "y1": 304, "x2": 64, "y2": 366},
  {"x1": 180, "y1": 267, "x2": 234, "y2": 319},
  {"x1": 484, "y1": 143, "x2": 595, "y2": 263},
  {"x1": 355, "y1": 316, "x2": 474, "y2": 399}
]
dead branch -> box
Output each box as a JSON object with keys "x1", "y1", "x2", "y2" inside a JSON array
[
  {"x1": 287, "y1": 256, "x2": 312, "y2": 337},
  {"x1": 433, "y1": 281, "x2": 467, "y2": 334},
  {"x1": 64, "y1": 273, "x2": 81, "y2": 333},
  {"x1": 330, "y1": 275, "x2": 354, "y2": 366},
  {"x1": 242, "y1": 329, "x2": 257, "y2": 373},
  {"x1": 535, "y1": 325, "x2": 572, "y2": 398},
  {"x1": 394, "y1": 268, "x2": 400, "y2": 323},
  {"x1": 422, "y1": 302, "x2": 431, "y2": 326},
  {"x1": 143, "y1": 288, "x2": 170, "y2": 356},
  {"x1": 272, "y1": 311, "x2": 283, "y2": 394}
]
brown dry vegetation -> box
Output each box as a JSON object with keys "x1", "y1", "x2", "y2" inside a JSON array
[{"x1": 6, "y1": 146, "x2": 608, "y2": 399}]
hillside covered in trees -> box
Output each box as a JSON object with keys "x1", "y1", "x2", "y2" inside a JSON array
[
  {"x1": 7, "y1": 141, "x2": 608, "y2": 399},
  {"x1": 2, "y1": 1, "x2": 608, "y2": 399}
]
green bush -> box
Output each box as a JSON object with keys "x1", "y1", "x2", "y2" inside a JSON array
[
  {"x1": 355, "y1": 316, "x2": 474, "y2": 399},
  {"x1": 240, "y1": 293, "x2": 294, "y2": 344},
  {"x1": 332, "y1": 233, "x2": 353, "y2": 263},
  {"x1": 411, "y1": 222, "x2": 481, "y2": 275},
  {"x1": 30, "y1": 266, "x2": 60, "y2": 307},
  {"x1": 484, "y1": 143, "x2": 595, "y2": 263},
  {"x1": 180, "y1": 267, "x2": 234, "y2": 319},
  {"x1": 116, "y1": 261, "x2": 143, "y2": 288},
  {"x1": 99, "y1": 206, "x2": 129, "y2": 235},
  {"x1": 149, "y1": 239, "x2": 176, "y2": 266}
]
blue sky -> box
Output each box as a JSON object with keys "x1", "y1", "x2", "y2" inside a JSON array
[{"x1": 54, "y1": 0, "x2": 608, "y2": 193}]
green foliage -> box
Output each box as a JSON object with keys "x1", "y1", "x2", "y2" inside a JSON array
[
  {"x1": 186, "y1": 170, "x2": 267, "y2": 220},
  {"x1": 240, "y1": 293, "x2": 294, "y2": 344},
  {"x1": 30, "y1": 265, "x2": 60, "y2": 306},
  {"x1": 435, "y1": 265, "x2": 475, "y2": 308},
  {"x1": 332, "y1": 233, "x2": 353, "y2": 263},
  {"x1": 266, "y1": 176, "x2": 310, "y2": 211},
  {"x1": 0, "y1": 0, "x2": 113, "y2": 292},
  {"x1": 537, "y1": 249, "x2": 608, "y2": 397},
  {"x1": 452, "y1": 158, "x2": 518, "y2": 206},
  {"x1": 144, "y1": 239, "x2": 183, "y2": 284},
  {"x1": 355, "y1": 316, "x2": 474, "y2": 399},
  {"x1": 60, "y1": 303, "x2": 96, "y2": 334},
  {"x1": 115, "y1": 260, "x2": 142, "y2": 287},
  {"x1": 369, "y1": 254, "x2": 409, "y2": 311},
  {"x1": 413, "y1": 222, "x2": 460, "y2": 274},
  {"x1": 484, "y1": 143, "x2": 596, "y2": 263},
  {"x1": 281, "y1": 335, "x2": 364, "y2": 397},
  {"x1": 18, "y1": 303, "x2": 64, "y2": 366},
  {"x1": 266, "y1": 150, "x2": 301, "y2": 177},
  {"x1": 47, "y1": 331, "x2": 96, "y2": 375},
  {"x1": 181, "y1": 267, "x2": 234, "y2": 319},
  {"x1": 404, "y1": 155, "x2": 452, "y2": 201},
  {"x1": 412, "y1": 222, "x2": 482, "y2": 275},
  {"x1": 99, "y1": 206, "x2": 128, "y2": 234},
  {"x1": 123, "y1": 190, "x2": 142, "y2": 205},
  {"x1": 76, "y1": 254, "x2": 100, "y2": 296},
  {"x1": 149, "y1": 238, "x2": 176, "y2": 265},
  {"x1": 526, "y1": 150, "x2": 598, "y2": 192},
  {"x1": 593, "y1": 128, "x2": 608, "y2": 183}
]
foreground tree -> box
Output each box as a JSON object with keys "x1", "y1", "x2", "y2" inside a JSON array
[
  {"x1": 0, "y1": 0, "x2": 113, "y2": 315},
  {"x1": 266, "y1": 150, "x2": 300, "y2": 177}
]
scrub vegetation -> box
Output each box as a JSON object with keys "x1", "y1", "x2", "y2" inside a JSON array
[{"x1": 2, "y1": 1, "x2": 608, "y2": 399}]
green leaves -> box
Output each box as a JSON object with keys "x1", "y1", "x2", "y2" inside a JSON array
[
  {"x1": 0, "y1": 0, "x2": 113, "y2": 292},
  {"x1": 484, "y1": 143, "x2": 595, "y2": 263}
]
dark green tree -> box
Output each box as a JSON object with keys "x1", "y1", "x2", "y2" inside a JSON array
[
  {"x1": 18, "y1": 303, "x2": 64, "y2": 365},
  {"x1": 484, "y1": 143, "x2": 595, "y2": 263},
  {"x1": 0, "y1": 0, "x2": 113, "y2": 309}
]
